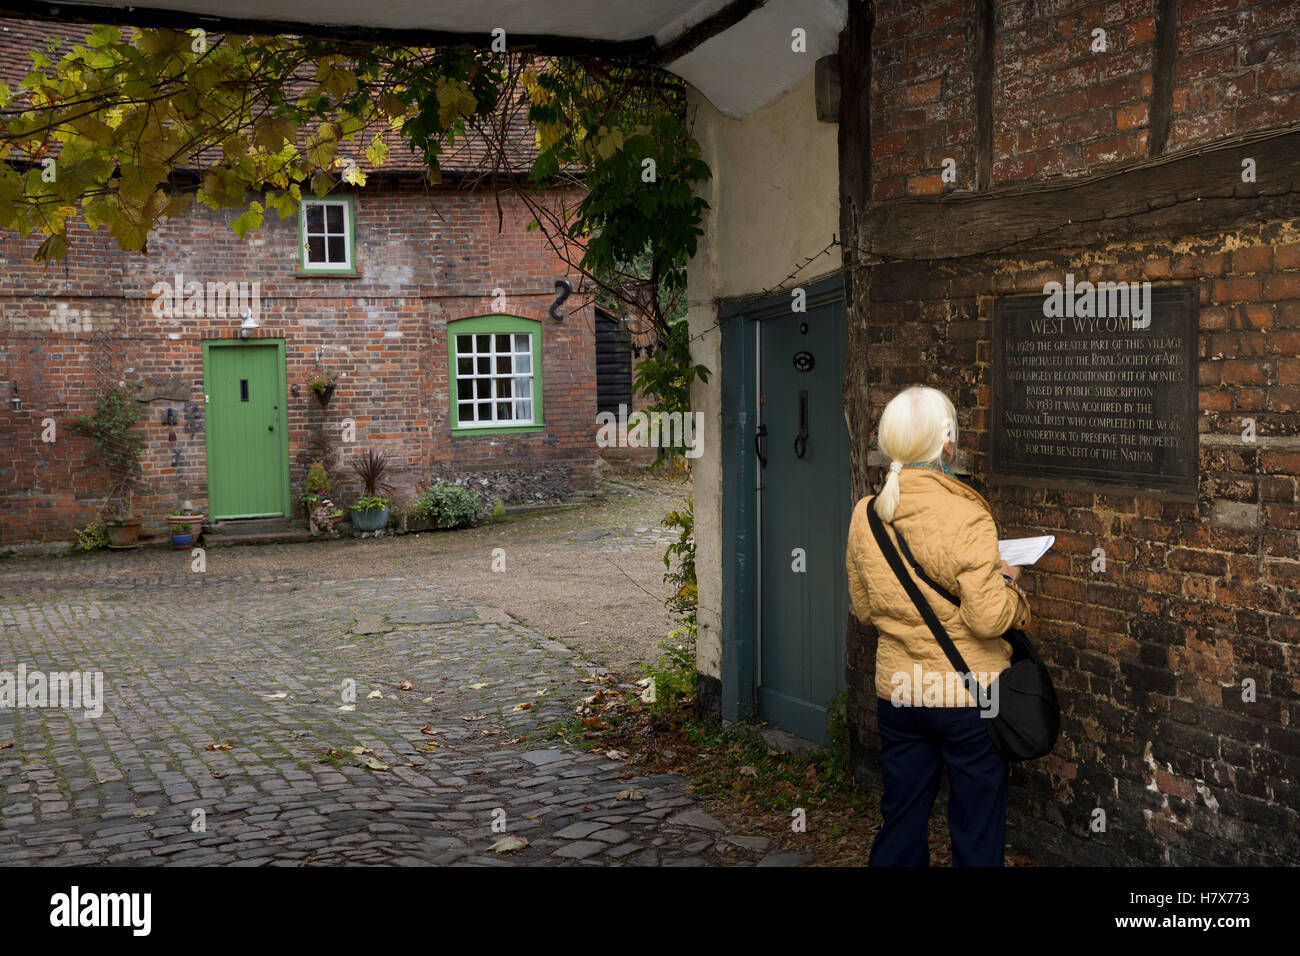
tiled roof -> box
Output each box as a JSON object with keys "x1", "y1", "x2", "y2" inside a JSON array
[{"x1": 0, "y1": 17, "x2": 541, "y2": 176}]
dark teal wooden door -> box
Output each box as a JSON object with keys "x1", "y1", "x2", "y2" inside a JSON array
[{"x1": 756, "y1": 294, "x2": 851, "y2": 742}]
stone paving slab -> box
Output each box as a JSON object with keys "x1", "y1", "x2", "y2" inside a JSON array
[{"x1": 0, "y1": 543, "x2": 760, "y2": 866}]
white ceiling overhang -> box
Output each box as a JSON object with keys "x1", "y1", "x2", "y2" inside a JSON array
[{"x1": 3, "y1": 0, "x2": 846, "y2": 118}]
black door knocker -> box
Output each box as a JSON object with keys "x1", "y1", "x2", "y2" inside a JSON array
[
  {"x1": 755, "y1": 422, "x2": 768, "y2": 468},
  {"x1": 794, "y1": 389, "x2": 809, "y2": 459}
]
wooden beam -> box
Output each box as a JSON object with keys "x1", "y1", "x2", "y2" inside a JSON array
[
  {"x1": 973, "y1": 0, "x2": 995, "y2": 190},
  {"x1": 838, "y1": 0, "x2": 874, "y2": 503},
  {"x1": 1149, "y1": 0, "x2": 1179, "y2": 156},
  {"x1": 0, "y1": 1, "x2": 659, "y2": 59},
  {"x1": 655, "y1": 0, "x2": 768, "y2": 64},
  {"x1": 863, "y1": 127, "x2": 1300, "y2": 261}
]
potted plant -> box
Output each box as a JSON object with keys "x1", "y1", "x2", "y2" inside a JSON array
[
  {"x1": 166, "y1": 506, "x2": 205, "y2": 547},
  {"x1": 348, "y1": 449, "x2": 394, "y2": 532},
  {"x1": 304, "y1": 365, "x2": 339, "y2": 407},
  {"x1": 301, "y1": 461, "x2": 331, "y2": 517},
  {"x1": 69, "y1": 384, "x2": 144, "y2": 549},
  {"x1": 309, "y1": 498, "x2": 347, "y2": 538}
]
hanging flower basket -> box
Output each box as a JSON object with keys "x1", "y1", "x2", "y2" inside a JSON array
[
  {"x1": 312, "y1": 382, "x2": 336, "y2": 407},
  {"x1": 304, "y1": 365, "x2": 339, "y2": 408}
]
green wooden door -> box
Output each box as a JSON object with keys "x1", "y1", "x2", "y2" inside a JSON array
[
  {"x1": 204, "y1": 342, "x2": 288, "y2": 519},
  {"x1": 756, "y1": 294, "x2": 851, "y2": 742}
]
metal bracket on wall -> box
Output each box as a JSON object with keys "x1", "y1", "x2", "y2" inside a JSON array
[{"x1": 549, "y1": 279, "x2": 573, "y2": 321}]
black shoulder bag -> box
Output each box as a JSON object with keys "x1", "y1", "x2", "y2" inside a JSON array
[{"x1": 866, "y1": 497, "x2": 1060, "y2": 763}]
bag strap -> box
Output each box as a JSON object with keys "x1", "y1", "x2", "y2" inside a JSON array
[
  {"x1": 866, "y1": 497, "x2": 974, "y2": 677},
  {"x1": 893, "y1": 527, "x2": 961, "y2": 607}
]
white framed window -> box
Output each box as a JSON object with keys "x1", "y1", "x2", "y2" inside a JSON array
[
  {"x1": 452, "y1": 328, "x2": 539, "y2": 429},
  {"x1": 300, "y1": 198, "x2": 354, "y2": 272}
]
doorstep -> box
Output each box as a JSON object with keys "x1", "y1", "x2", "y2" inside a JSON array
[{"x1": 203, "y1": 518, "x2": 313, "y2": 548}]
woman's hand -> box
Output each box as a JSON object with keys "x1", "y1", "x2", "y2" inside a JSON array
[{"x1": 1001, "y1": 560, "x2": 1022, "y2": 582}]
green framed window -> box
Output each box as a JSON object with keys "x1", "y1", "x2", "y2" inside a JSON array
[
  {"x1": 299, "y1": 196, "x2": 356, "y2": 273},
  {"x1": 448, "y1": 315, "x2": 544, "y2": 435}
]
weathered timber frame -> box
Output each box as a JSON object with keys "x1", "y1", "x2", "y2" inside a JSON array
[{"x1": 863, "y1": 126, "x2": 1300, "y2": 261}]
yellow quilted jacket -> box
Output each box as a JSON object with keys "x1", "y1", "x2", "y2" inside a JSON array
[{"x1": 845, "y1": 467, "x2": 1031, "y2": 706}]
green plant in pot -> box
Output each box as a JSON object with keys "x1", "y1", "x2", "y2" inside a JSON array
[
  {"x1": 69, "y1": 383, "x2": 144, "y2": 549},
  {"x1": 305, "y1": 365, "x2": 339, "y2": 407},
  {"x1": 348, "y1": 450, "x2": 394, "y2": 533},
  {"x1": 301, "y1": 461, "x2": 331, "y2": 517},
  {"x1": 166, "y1": 505, "x2": 204, "y2": 548}
]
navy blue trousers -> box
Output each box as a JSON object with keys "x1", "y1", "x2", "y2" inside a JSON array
[{"x1": 868, "y1": 697, "x2": 1009, "y2": 867}]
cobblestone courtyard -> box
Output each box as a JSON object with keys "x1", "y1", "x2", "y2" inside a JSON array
[{"x1": 0, "y1": 479, "x2": 794, "y2": 866}]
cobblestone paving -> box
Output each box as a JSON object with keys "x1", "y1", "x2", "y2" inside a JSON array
[{"x1": 0, "y1": 532, "x2": 774, "y2": 867}]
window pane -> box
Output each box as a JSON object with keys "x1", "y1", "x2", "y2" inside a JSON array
[
  {"x1": 456, "y1": 334, "x2": 473, "y2": 354},
  {"x1": 477, "y1": 401, "x2": 491, "y2": 420},
  {"x1": 307, "y1": 235, "x2": 325, "y2": 262},
  {"x1": 458, "y1": 401, "x2": 475, "y2": 422},
  {"x1": 457, "y1": 356, "x2": 473, "y2": 375},
  {"x1": 492, "y1": 334, "x2": 508, "y2": 351},
  {"x1": 475, "y1": 334, "x2": 490, "y2": 351},
  {"x1": 325, "y1": 204, "x2": 343, "y2": 232},
  {"x1": 496, "y1": 378, "x2": 513, "y2": 398},
  {"x1": 515, "y1": 400, "x2": 532, "y2": 422},
  {"x1": 515, "y1": 377, "x2": 531, "y2": 398},
  {"x1": 476, "y1": 379, "x2": 491, "y2": 398},
  {"x1": 496, "y1": 402, "x2": 513, "y2": 420},
  {"x1": 497, "y1": 354, "x2": 512, "y2": 374},
  {"x1": 476, "y1": 357, "x2": 490, "y2": 375},
  {"x1": 327, "y1": 236, "x2": 346, "y2": 263},
  {"x1": 306, "y1": 204, "x2": 324, "y2": 230},
  {"x1": 514, "y1": 354, "x2": 531, "y2": 374},
  {"x1": 457, "y1": 379, "x2": 472, "y2": 401},
  {"x1": 514, "y1": 334, "x2": 530, "y2": 352}
]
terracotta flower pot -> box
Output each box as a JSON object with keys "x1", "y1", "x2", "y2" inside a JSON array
[{"x1": 105, "y1": 517, "x2": 142, "y2": 549}]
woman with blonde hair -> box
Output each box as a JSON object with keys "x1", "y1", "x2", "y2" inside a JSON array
[{"x1": 845, "y1": 385, "x2": 1031, "y2": 866}]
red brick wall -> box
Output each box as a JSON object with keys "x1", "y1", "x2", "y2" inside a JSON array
[
  {"x1": 850, "y1": 0, "x2": 1300, "y2": 864},
  {"x1": 852, "y1": 225, "x2": 1300, "y2": 863},
  {"x1": 872, "y1": 0, "x2": 1300, "y2": 194},
  {"x1": 0, "y1": 181, "x2": 597, "y2": 544},
  {"x1": 871, "y1": 0, "x2": 977, "y2": 199},
  {"x1": 1171, "y1": 0, "x2": 1300, "y2": 149},
  {"x1": 994, "y1": 0, "x2": 1156, "y2": 180}
]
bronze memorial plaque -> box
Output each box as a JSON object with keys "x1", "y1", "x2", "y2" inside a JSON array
[{"x1": 992, "y1": 282, "x2": 1198, "y2": 491}]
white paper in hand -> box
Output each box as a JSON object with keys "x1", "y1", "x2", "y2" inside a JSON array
[{"x1": 998, "y1": 535, "x2": 1054, "y2": 566}]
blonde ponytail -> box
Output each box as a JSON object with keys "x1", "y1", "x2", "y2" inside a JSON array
[
  {"x1": 872, "y1": 386, "x2": 957, "y2": 523},
  {"x1": 874, "y1": 461, "x2": 904, "y2": 523}
]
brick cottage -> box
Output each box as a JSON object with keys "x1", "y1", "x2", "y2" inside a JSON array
[{"x1": 0, "y1": 23, "x2": 599, "y2": 546}]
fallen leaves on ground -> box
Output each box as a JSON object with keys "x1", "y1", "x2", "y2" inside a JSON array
[
  {"x1": 488, "y1": 835, "x2": 528, "y2": 853},
  {"x1": 362, "y1": 755, "x2": 390, "y2": 771},
  {"x1": 552, "y1": 668, "x2": 1038, "y2": 868},
  {"x1": 203, "y1": 739, "x2": 236, "y2": 751}
]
